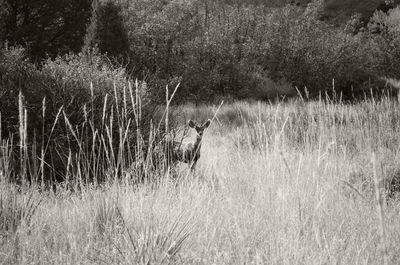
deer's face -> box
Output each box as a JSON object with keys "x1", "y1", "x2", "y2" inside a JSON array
[{"x1": 188, "y1": 119, "x2": 211, "y2": 137}]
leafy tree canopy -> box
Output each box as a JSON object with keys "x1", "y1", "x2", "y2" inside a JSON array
[
  {"x1": 0, "y1": 0, "x2": 92, "y2": 61},
  {"x1": 83, "y1": 0, "x2": 129, "y2": 59}
]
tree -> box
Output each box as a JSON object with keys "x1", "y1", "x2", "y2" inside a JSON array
[
  {"x1": 0, "y1": 0, "x2": 92, "y2": 61},
  {"x1": 83, "y1": 0, "x2": 130, "y2": 59}
]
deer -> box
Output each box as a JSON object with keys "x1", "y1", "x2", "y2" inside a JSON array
[{"x1": 155, "y1": 119, "x2": 211, "y2": 172}]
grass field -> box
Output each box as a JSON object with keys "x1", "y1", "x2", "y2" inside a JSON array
[{"x1": 2, "y1": 98, "x2": 400, "y2": 264}]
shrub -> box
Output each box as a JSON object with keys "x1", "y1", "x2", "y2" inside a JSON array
[
  {"x1": 116, "y1": 1, "x2": 400, "y2": 101},
  {"x1": 0, "y1": 47, "x2": 157, "y2": 184},
  {"x1": 367, "y1": 7, "x2": 400, "y2": 80},
  {"x1": 255, "y1": 4, "x2": 379, "y2": 98}
]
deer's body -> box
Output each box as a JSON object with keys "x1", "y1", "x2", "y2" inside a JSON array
[{"x1": 161, "y1": 119, "x2": 210, "y2": 171}]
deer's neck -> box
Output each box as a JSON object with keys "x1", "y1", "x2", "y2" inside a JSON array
[{"x1": 193, "y1": 135, "x2": 202, "y2": 152}]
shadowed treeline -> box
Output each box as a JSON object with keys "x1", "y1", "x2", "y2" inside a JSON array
[{"x1": 2, "y1": 0, "x2": 400, "y2": 102}]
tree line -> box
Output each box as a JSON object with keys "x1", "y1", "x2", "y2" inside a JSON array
[{"x1": 2, "y1": 0, "x2": 400, "y2": 102}]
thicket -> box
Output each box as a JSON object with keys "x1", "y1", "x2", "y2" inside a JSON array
[
  {"x1": 3, "y1": 1, "x2": 400, "y2": 101},
  {"x1": 115, "y1": 0, "x2": 400, "y2": 101},
  {"x1": 0, "y1": 47, "x2": 157, "y2": 184},
  {"x1": 0, "y1": 0, "x2": 161, "y2": 185}
]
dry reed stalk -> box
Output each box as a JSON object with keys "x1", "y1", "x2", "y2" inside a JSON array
[
  {"x1": 165, "y1": 86, "x2": 169, "y2": 172},
  {"x1": 18, "y1": 91, "x2": 25, "y2": 182},
  {"x1": 156, "y1": 83, "x2": 180, "y2": 133},
  {"x1": 23, "y1": 108, "x2": 27, "y2": 183},
  {"x1": 40, "y1": 97, "x2": 46, "y2": 187}
]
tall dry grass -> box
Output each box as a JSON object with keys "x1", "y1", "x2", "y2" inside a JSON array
[{"x1": 2, "y1": 90, "x2": 400, "y2": 264}]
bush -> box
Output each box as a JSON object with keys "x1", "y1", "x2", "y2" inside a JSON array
[
  {"x1": 0, "y1": 47, "x2": 157, "y2": 184},
  {"x1": 117, "y1": 1, "x2": 400, "y2": 101},
  {"x1": 254, "y1": 4, "x2": 379, "y2": 98},
  {"x1": 367, "y1": 7, "x2": 400, "y2": 80}
]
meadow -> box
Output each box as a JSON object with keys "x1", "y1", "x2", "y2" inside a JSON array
[
  {"x1": 1, "y1": 95, "x2": 400, "y2": 265},
  {"x1": 3, "y1": 1, "x2": 400, "y2": 264}
]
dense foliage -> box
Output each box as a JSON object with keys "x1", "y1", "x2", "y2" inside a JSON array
[
  {"x1": 117, "y1": 0, "x2": 400, "y2": 101},
  {"x1": 0, "y1": 0, "x2": 92, "y2": 61},
  {"x1": 83, "y1": 0, "x2": 130, "y2": 59},
  {"x1": 0, "y1": 47, "x2": 156, "y2": 183},
  {"x1": 2, "y1": 0, "x2": 400, "y2": 101}
]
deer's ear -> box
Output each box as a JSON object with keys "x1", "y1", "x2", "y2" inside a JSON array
[
  {"x1": 202, "y1": 119, "x2": 211, "y2": 129},
  {"x1": 188, "y1": 120, "x2": 196, "y2": 128}
]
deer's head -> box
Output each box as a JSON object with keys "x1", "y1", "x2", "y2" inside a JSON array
[{"x1": 188, "y1": 119, "x2": 211, "y2": 137}]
